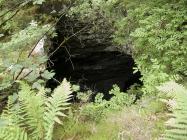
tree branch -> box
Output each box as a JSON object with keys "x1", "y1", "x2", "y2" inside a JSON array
[{"x1": 0, "y1": 0, "x2": 31, "y2": 27}]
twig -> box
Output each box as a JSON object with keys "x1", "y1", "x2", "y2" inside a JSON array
[
  {"x1": 0, "y1": 9, "x2": 20, "y2": 27},
  {"x1": 64, "y1": 46, "x2": 74, "y2": 70},
  {"x1": 52, "y1": 77, "x2": 61, "y2": 84},
  {"x1": 14, "y1": 67, "x2": 25, "y2": 80},
  {"x1": 0, "y1": 0, "x2": 30, "y2": 18},
  {"x1": 48, "y1": 38, "x2": 67, "y2": 58},
  {"x1": 48, "y1": 25, "x2": 89, "y2": 70},
  {"x1": 48, "y1": 25, "x2": 89, "y2": 58},
  {"x1": 0, "y1": 0, "x2": 31, "y2": 27},
  {"x1": 15, "y1": 5, "x2": 73, "y2": 81},
  {"x1": 28, "y1": 5, "x2": 72, "y2": 58}
]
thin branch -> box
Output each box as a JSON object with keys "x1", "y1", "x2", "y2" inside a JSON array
[
  {"x1": 52, "y1": 77, "x2": 61, "y2": 84},
  {"x1": 14, "y1": 67, "x2": 25, "y2": 80},
  {"x1": 0, "y1": 0, "x2": 31, "y2": 27},
  {"x1": 48, "y1": 38, "x2": 67, "y2": 58},
  {"x1": 1, "y1": 1, "x2": 76, "y2": 89},
  {"x1": 48, "y1": 23, "x2": 89, "y2": 71},
  {"x1": 14, "y1": 5, "x2": 73, "y2": 80},
  {"x1": 28, "y1": 5, "x2": 72, "y2": 58},
  {"x1": 48, "y1": 25, "x2": 89, "y2": 58},
  {"x1": 13, "y1": 50, "x2": 24, "y2": 80},
  {"x1": 0, "y1": 9, "x2": 20, "y2": 27},
  {"x1": 64, "y1": 46, "x2": 75, "y2": 70},
  {"x1": 0, "y1": 0, "x2": 29, "y2": 18},
  {"x1": 47, "y1": 25, "x2": 89, "y2": 70}
]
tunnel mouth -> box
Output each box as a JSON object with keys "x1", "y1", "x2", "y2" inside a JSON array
[
  {"x1": 46, "y1": 17, "x2": 142, "y2": 98},
  {"x1": 47, "y1": 48, "x2": 142, "y2": 97}
]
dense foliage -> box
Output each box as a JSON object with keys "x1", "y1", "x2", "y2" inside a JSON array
[
  {"x1": 69, "y1": 0, "x2": 187, "y2": 93},
  {"x1": 0, "y1": 0, "x2": 187, "y2": 140},
  {"x1": 118, "y1": 0, "x2": 187, "y2": 93},
  {"x1": 0, "y1": 0, "x2": 56, "y2": 92},
  {"x1": 78, "y1": 85, "x2": 135, "y2": 122}
]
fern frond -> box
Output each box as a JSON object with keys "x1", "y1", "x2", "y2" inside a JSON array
[
  {"x1": 0, "y1": 126, "x2": 28, "y2": 140},
  {"x1": 1, "y1": 93, "x2": 24, "y2": 127},
  {"x1": 0, "y1": 79, "x2": 72, "y2": 140},
  {"x1": 44, "y1": 79, "x2": 72, "y2": 140},
  {"x1": 158, "y1": 81, "x2": 187, "y2": 140},
  {"x1": 18, "y1": 82, "x2": 46, "y2": 139}
]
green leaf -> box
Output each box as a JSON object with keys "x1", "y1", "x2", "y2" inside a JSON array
[{"x1": 41, "y1": 70, "x2": 55, "y2": 80}]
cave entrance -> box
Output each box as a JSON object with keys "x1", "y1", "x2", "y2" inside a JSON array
[
  {"x1": 47, "y1": 47, "x2": 141, "y2": 95},
  {"x1": 47, "y1": 17, "x2": 142, "y2": 95},
  {"x1": 47, "y1": 50, "x2": 141, "y2": 93}
]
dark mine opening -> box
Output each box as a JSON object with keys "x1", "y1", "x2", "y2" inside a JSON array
[{"x1": 47, "y1": 17, "x2": 142, "y2": 98}]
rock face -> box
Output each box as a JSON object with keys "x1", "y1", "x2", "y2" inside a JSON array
[{"x1": 47, "y1": 17, "x2": 141, "y2": 95}]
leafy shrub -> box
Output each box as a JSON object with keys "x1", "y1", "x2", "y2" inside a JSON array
[
  {"x1": 80, "y1": 102, "x2": 108, "y2": 122},
  {"x1": 77, "y1": 90, "x2": 93, "y2": 103},
  {"x1": 80, "y1": 85, "x2": 135, "y2": 122},
  {"x1": 114, "y1": 0, "x2": 187, "y2": 93},
  {"x1": 108, "y1": 84, "x2": 135, "y2": 109},
  {"x1": 0, "y1": 0, "x2": 57, "y2": 95},
  {"x1": 0, "y1": 79, "x2": 72, "y2": 140}
]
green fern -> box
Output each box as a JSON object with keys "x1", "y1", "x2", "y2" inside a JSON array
[
  {"x1": 44, "y1": 79, "x2": 72, "y2": 140},
  {"x1": 0, "y1": 78, "x2": 72, "y2": 140},
  {"x1": 158, "y1": 81, "x2": 187, "y2": 140}
]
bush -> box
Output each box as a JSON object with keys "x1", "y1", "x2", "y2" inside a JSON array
[{"x1": 79, "y1": 85, "x2": 135, "y2": 122}]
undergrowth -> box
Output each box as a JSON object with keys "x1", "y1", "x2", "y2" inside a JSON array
[{"x1": 53, "y1": 85, "x2": 167, "y2": 140}]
